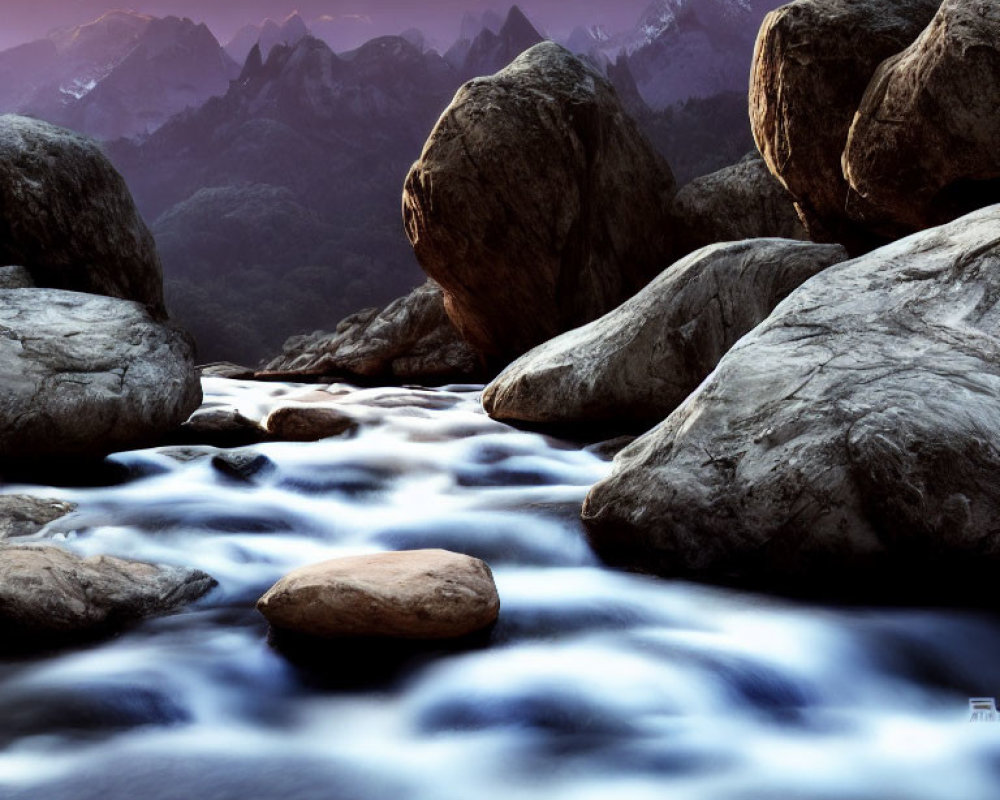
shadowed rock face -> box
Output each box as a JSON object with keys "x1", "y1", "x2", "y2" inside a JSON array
[
  {"x1": 403, "y1": 42, "x2": 676, "y2": 365},
  {"x1": 583, "y1": 206, "x2": 1000, "y2": 595},
  {"x1": 672, "y1": 151, "x2": 807, "y2": 254},
  {"x1": 257, "y1": 549, "x2": 500, "y2": 640},
  {"x1": 264, "y1": 281, "x2": 484, "y2": 383},
  {"x1": 0, "y1": 288, "x2": 201, "y2": 459},
  {"x1": 844, "y1": 0, "x2": 1000, "y2": 238},
  {"x1": 0, "y1": 545, "x2": 215, "y2": 649},
  {"x1": 483, "y1": 239, "x2": 846, "y2": 430},
  {"x1": 0, "y1": 115, "x2": 165, "y2": 314},
  {"x1": 749, "y1": 0, "x2": 939, "y2": 251}
]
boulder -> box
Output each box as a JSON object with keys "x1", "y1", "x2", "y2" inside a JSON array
[
  {"x1": 0, "y1": 545, "x2": 215, "y2": 648},
  {"x1": 264, "y1": 405, "x2": 358, "y2": 442},
  {"x1": 0, "y1": 495, "x2": 76, "y2": 540},
  {"x1": 844, "y1": 0, "x2": 1000, "y2": 237},
  {"x1": 263, "y1": 281, "x2": 485, "y2": 383},
  {"x1": 0, "y1": 115, "x2": 165, "y2": 314},
  {"x1": 0, "y1": 266, "x2": 33, "y2": 289},
  {"x1": 749, "y1": 0, "x2": 940, "y2": 250},
  {"x1": 403, "y1": 42, "x2": 676, "y2": 364},
  {"x1": 0, "y1": 288, "x2": 201, "y2": 459},
  {"x1": 672, "y1": 152, "x2": 807, "y2": 254},
  {"x1": 257, "y1": 549, "x2": 500, "y2": 640},
  {"x1": 582, "y1": 206, "x2": 1000, "y2": 596},
  {"x1": 483, "y1": 239, "x2": 846, "y2": 430}
]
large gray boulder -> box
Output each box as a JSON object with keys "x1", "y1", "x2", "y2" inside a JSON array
[
  {"x1": 0, "y1": 115, "x2": 165, "y2": 314},
  {"x1": 844, "y1": 0, "x2": 1000, "y2": 237},
  {"x1": 0, "y1": 544, "x2": 215, "y2": 649},
  {"x1": 749, "y1": 0, "x2": 940, "y2": 250},
  {"x1": 263, "y1": 281, "x2": 484, "y2": 383},
  {"x1": 0, "y1": 289, "x2": 201, "y2": 459},
  {"x1": 483, "y1": 239, "x2": 847, "y2": 430},
  {"x1": 403, "y1": 42, "x2": 676, "y2": 364},
  {"x1": 583, "y1": 206, "x2": 1000, "y2": 594},
  {"x1": 672, "y1": 152, "x2": 807, "y2": 254}
]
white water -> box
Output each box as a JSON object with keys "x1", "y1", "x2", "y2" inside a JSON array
[{"x1": 1, "y1": 379, "x2": 999, "y2": 800}]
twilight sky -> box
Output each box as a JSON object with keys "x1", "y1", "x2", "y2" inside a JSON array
[{"x1": 0, "y1": 1, "x2": 653, "y2": 51}]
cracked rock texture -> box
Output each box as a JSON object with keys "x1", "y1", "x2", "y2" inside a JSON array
[
  {"x1": 0, "y1": 115, "x2": 165, "y2": 314},
  {"x1": 0, "y1": 544, "x2": 215, "y2": 648},
  {"x1": 264, "y1": 281, "x2": 484, "y2": 382},
  {"x1": 844, "y1": 0, "x2": 1000, "y2": 237},
  {"x1": 672, "y1": 152, "x2": 808, "y2": 254},
  {"x1": 483, "y1": 239, "x2": 846, "y2": 430},
  {"x1": 0, "y1": 288, "x2": 201, "y2": 459},
  {"x1": 583, "y1": 206, "x2": 1000, "y2": 593},
  {"x1": 403, "y1": 42, "x2": 676, "y2": 364},
  {"x1": 749, "y1": 0, "x2": 939, "y2": 250},
  {"x1": 258, "y1": 549, "x2": 500, "y2": 640}
]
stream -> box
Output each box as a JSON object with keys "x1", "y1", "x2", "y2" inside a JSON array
[{"x1": 1, "y1": 378, "x2": 999, "y2": 799}]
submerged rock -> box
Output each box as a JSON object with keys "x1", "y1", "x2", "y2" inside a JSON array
[
  {"x1": 483, "y1": 239, "x2": 846, "y2": 430},
  {"x1": 749, "y1": 0, "x2": 940, "y2": 249},
  {"x1": 403, "y1": 42, "x2": 676, "y2": 364},
  {"x1": 0, "y1": 495, "x2": 76, "y2": 540},
  {"x1": 0, "y1": 115, "x2": 165, "y2": 314},
  {"x1": 0, "y1": 545, "x2": 215, "y2": 649},
  {"x1": 582, "y1": 206, "x2": 1000, "y2": 595},
  {"x1": 263, "y1": 281, "x2": 484, "y2": 383},
  {"x1": 844, "y1": 0, "x2": 1000, "y2": 237},
  {"x1": 0, "y1": 288, "x2": 201, "y2": 460},
  {"x1": 258, "y1": 549, "x2": 500, "y2": 640},
  {"x1": 672, "y1": 152, "x2": 807, "y2": 254}
]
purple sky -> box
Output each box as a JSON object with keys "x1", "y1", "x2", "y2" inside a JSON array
[{"x1": 0, "y1": 1, "x2": 652, "y2": 51}]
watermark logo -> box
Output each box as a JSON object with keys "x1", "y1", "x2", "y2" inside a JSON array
[{"x1": 969, "y1": 698, "x2": 999, "y2": 722}]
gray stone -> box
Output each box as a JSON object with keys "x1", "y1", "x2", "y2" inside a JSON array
[
  {"x1": 403, "y1": 42, "x2": 676, "y2": 363},
  {"x1": 749, "y1": 0, "x2": 940, "y2": 250},
  {"x1": 483, "y1": 239, "x2": 846, "y2": 429},
  {"x1": 0, "y1": 266, "x2": 33, "y2": 289},
  {"x1": 0, "y1": 288, "x2": 201, "y2": 459},
  {"x1": 844, "y1": 0, "x2": 1000, "y2": 237},
  {"x1": 0, "y1": 115, "x2": 165, "y2": 313},
  {"x1": 264, "y1": 281, "x2": 484, "y2": 383},
  {"x1": 672, "y1": 152, "x2": 807, "y2": 254},
  {"x1": 582, "y1": 206, "x2": 1000, "y2": 593},
  {"x1": 0, "y1": 495, "x2": 76, "y2": 540},
  {"x1": 0, "y1": 544, "x2": 215, "y2": 647}
]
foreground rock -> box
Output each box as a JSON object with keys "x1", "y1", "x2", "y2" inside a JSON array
[
  {"x1": 672, "y1": 152, "x2": 807, "y2": 254},
  {"x1": 0, "y1": 496, "x2": 76, "y2": 540},
  {"x1": 484, "y1": 239, "x2": 846, "y2": 429},
  {"x1": 0, "y1": 115, "x2": 165, "y2": 314},
  {"x1": 403, "y1": 42, "x2": 676, "y2": 363},
  {"x1": 749, "y1": 0, "x2": 939, "y2": 249},
  {"x1": 844, "y1": 0, "x2": 1000, "y2": 237},
  {"x1": 263, "y1": 281, "x2": 484, "y2": 383},
  {"x1": 258, "y1": 549, "x2": 500, "y2": 640},
  {"x1": 583, "y1": 206, "x2": 1000, "y2": 595},
  {"x1": 0, "y1": 545, "x2": 215, "y2": 648},
  {"x1": 0, "y1": 289, "x2": 201, "y2": 459}
]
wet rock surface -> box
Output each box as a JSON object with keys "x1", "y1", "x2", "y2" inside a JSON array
[
  {"x1": 0, "y1": 495, "x2": 76, "y2": 540},
  {"x1": 583, "y1": 206, "x2": 1000, "y2": 595}
]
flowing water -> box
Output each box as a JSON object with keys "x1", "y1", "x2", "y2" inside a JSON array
[{"x1": 1, "y1": 378, "x2": 999, "y2": 800}]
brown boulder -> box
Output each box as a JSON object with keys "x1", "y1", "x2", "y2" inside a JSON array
[
  {"x1": 844, "y1": 0, "x2": 1000, "y2": 237},
  {"x1": 264, "y1": 405, "x2": 358, "y2": 442},
  {"x1": 403, "y1": 42, "x2": 676, "y2": 364},
  {"x1": 257, "y1": 549, "x2": 500, "y2": 640},
  {"x1": 749, "y1": 0, "x2": 939, "y2": 250},
  {"x1": 672, "y1": 151, "x2": 807, "y2": 254},
  {"x1": 0, "y1": 115, "x2": 165, "y2": 314}
]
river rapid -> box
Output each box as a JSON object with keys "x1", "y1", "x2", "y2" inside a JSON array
[{"x1": 1, "y1": 378, "x2": 999, "y2": 800}]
